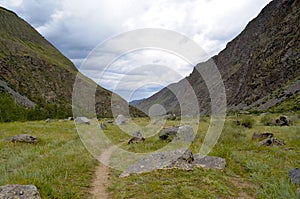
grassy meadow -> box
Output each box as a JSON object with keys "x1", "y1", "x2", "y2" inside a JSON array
[{"x1": 0, "y1": 114, "x2": 299, "y2": 198}]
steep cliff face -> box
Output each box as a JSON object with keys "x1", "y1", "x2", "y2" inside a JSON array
[
  {"x1": 136, "y1": 0, "x2": 300, "y2": 115},
  {"x1": 0, "y1": 7, "x2": 144, "y2": 120}
]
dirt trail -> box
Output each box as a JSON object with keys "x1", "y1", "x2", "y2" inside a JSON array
[{"x1": 91, "y1": 144, "x2": 120, "y2": 199}]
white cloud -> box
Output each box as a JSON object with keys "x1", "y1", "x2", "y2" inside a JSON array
[{"x1": 0, "y1": 0, "x2": 272, "y2": 101}]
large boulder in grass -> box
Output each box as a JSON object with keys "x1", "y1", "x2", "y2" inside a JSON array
[
  {"x1": 128, "y1": 131, "x2": 145, "y2": 144},
  {"x1": 258, "y1": 137, "x2": 285, "y2": 146},
  {"x1": 275, "y1": 116, "x2": 292, "y2": 126},
  {"x1": 75, "y1": 117, "x2": 90, "y2": 125},
  {"x1": 159, "y1": 125, "x2": 195, "y2": 143},
  {"x1": 119, "y1": 149, "x2": 226, "y2": 177},
  {"x1": 6, "y1": 134, "x2": 37, "y2": 143},
  {"x1": 0, "y1": 184, "x2": 41, "y2": 199}
]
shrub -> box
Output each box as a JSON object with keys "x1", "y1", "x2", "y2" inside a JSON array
[
  {"x1": 260, "y1": 114, "x2": 274, "y2": 126},
  {"x1": 237, "y1": 116, "x2": 255, "y2": 128}
]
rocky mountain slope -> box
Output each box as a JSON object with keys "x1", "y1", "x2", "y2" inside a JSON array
[
  {"x1": 135, "y1": 0, "x2": 300, "y2": 115},
  {"x1": 0, "y1": 7, "x2": 143, "y2": 121}
]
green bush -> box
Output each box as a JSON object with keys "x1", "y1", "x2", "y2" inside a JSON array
[
  {"x1": 260, "y1": 114, "x2": 274, "y2": 126},
  {"x1": 236, "y1": 116, "x2": 255, "y2": 128},
  {"x1": 0, "y1": 92, "x2": 72, "y2": 122}
]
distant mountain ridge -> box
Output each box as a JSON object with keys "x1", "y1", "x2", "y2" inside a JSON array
[
  {"x1": 0, "y1": 7, "x2": 144, "y2": 121},
  {"x1": 129, "y1": 98, "x2": 146, "y2": 106},
  {"x1": 135, "y1": 0, "x2": 300, "y2": 115}
]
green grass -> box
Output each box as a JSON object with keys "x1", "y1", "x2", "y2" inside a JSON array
[
  {"x1": 0, "y1": 121, "x2": 97, "y2": 198},
  {"x1": 104, "y1": 115, "x2": 300, "y2": 199},
  {"x1": 0, "y1": 115, "x2": 299, "y2": 198}
]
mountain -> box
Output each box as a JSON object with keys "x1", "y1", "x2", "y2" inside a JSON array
[
  {"x1": 135, "y1": 0, "x2": 300, "y2": 115},
  {"x1": 0, "y1": 7, "x2": 144, "y2": 121},
  {"x1": 129, "y1": 98, "x2": 146, "y2": 106}
]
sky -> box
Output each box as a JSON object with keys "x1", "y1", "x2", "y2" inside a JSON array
[{"x1": 0, "y1": 0, "x2": 272, "y2": 101}]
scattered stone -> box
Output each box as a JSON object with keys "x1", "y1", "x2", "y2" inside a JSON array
[
  {"x1": 6, "y1": 134, "x2": 38, "y2": 143},
  {"x1": 288, "y1": 168, "x2": 300, "y2": 184},
  {"x1": 258, "y1": 137, "x2": 285, "y2": 146},
  {"x1": 275, "y1": 115, "x2": 292, "y2": 126},
  {"x1": 119, "y1": 149, "x2": 226, "y2": 177},
  {"x1": 163, "y1": 114, "x2": 176, "y2": 120},
  {"x1": 159, "y1": 125, "x2": 195, "y2": 143},
  {"x1": 252, "y1": 132, "x2": 273, "y2": 140},
  {"x1": 100, "y1": 123, "x2": 107, "y2": 130},
  {"x1": 67, "y1": 117, "x2": 74, "y2": 121},
  {"x1": 0, "y1": 184, "x2": 41, "y2": 199},
  {"x1": 115, "y1": 114, "x2": 127, "y2": 125},
  {"x1": 75, "y1": 117, "x2": 90, "y2": 125},
  {"x1": 45, "y1": 118, "x2": 51, "y2": 123},
  {"x1": 128, "y1": 131, "x2": 145, "y2": 144},
  {"x1": 159, "y1": 126, "x2": 178, "y2": 141},
  {"x1": 192, "y1": 154, "x2": 227, "y2": 170}
]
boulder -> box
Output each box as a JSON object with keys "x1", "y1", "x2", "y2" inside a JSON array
[
  {"x1": 288, "y1": 168, "x2": 300, "y2": 184},
  {"x1": 258, "y1": 137, "x2": 285, "y2": 146},
  {"x1": 67, "y1": 117, "x2": 74, "y2": 121},
  {"x1": 163, "y1": 114, "x2": 176, "y2": 120},
  {"x1": 45, "y1": 118, "x2": 51, "y2": 123},
  {"x1": 0, "y1": 184, "x2": 41, "y2": 199},
  {"x1": 75, "y1": 117, "x2": 90, "y2": 125},
  {"x1": 115, "y1": 114, "x2": 127, "y2": 125},
  {"x1": 252, "y1": 132, "x2": 273, "y2": 140},
  {"x1": 158, "y1": 126, "x2": 178, "y2": 141},
  {"x1": 275, "y1": 116, "x2": 292, "y2": 126},
  {"x1": 159, "y1": 125, "x2": 195, "y2": 143},
  {"x1": 192, "y1": 154, "x2": 226, "y2": 170},
  {"x1": 128, "y1": 131, "x2": 145, "y2": 144},
  {"x1": 119, "y1": 148, "x2": 226, "y2": 177},
  {"x1": 6, "y1": 134, "x2": 37, "y2": 143}
]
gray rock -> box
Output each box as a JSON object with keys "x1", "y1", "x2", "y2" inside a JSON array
[
  {"x1": 6, "y1": 134, "x2": 38, "y2": 143},
  {"x1": 75, "y1": 117, "x2": 90, "y2": 125},
  {"x1": 0, "y1": 184, "x2": 41, "y2": 199},
  {"x1": 128, "y1": 131, "x2": 145, "y2": 144},
  {"x1": 115, "y1": 114, "x2": 127, "y2": 125},
  {"x1": 159, "y1": 126, "x2": 178, "y2": 141},
  {"x1": 297, "y1": 188, "x2": 300, "y2": 198},
  {"x1": 45, "y1": 118, "x2": 51, "y2": 123},
  {"x1": 252, "y1": 132, "x2": 273, "y2": 140},
  {"x1": 288, "y1": 168, "x2": 300, "y2": 184},
  {"x1": 159, "y1": 125, "x2": 195, "y2": 143},
  {"x1": 275, "y1": 115, "x2": 292, "y2": 126},
  {"x1": 258, "y1": 137, "x2": 285, "y2": 146},
  {"x1": 119, "y1": 149, "x2": 226, "y2": 177},
  {"x1": 192, "y1": 154, "x2": 226, "y2": 170},
  {"x1": 67, "y1": 117, "x2": 74, "y2": 121}
]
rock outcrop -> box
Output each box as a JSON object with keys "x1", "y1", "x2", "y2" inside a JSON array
[
  {"x1": 135, "y1": 0, "x2": 300, "y2": 115},
  {"x1": 5, "y1": 134, "x2": 38, "y2": 143},
  {"x1": 0, "y1": 184, "x2": 41, "y2": 199},
  {"x1": 120, "y1": 149, "x2": 226, "y2": 177}
]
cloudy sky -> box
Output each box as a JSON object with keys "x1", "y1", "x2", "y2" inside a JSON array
[{"x1": 0, "y1": 0, "x2": 272, "y2": 101}]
